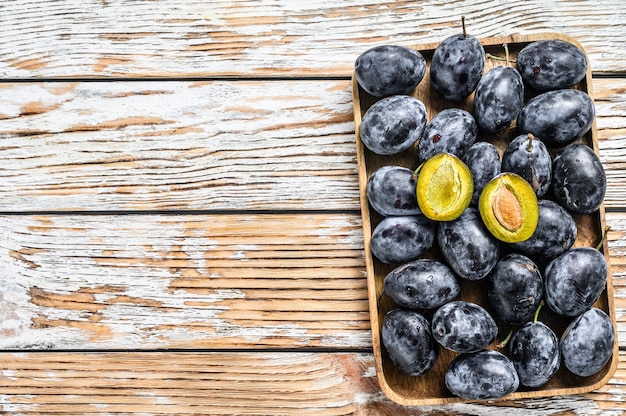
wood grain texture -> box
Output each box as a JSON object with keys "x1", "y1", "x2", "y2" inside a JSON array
[
  {"x1": 1, "y1": 1, "x2": 626, "y2": 413},
  {"x1": 2, "y1": 212, "x2": 626, "y2": 351},
  {"x1": 0, "y1": 213, "x2": 369, "y2": 349},
  {"x1": 0, "y1": 80, "x2": 358, "y2": 211},
  {"x1": 0, "y1": 351, "x2": 625, "y2": 415},
  {"x1": 0, "y1": 0, "x2": 624, "y2": 78},
  {"x1": 0, "y1": 78, "x2": 624, "y2": 212}
]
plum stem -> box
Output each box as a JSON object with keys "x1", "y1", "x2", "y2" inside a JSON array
[
  {"x1": 461, "y1": 16, "x2": 467, "y2": 38},
  {"x1": 533, "y1": 301, "x2": 544, "y2": 324},
  {"x1": 596, "y1": 225, "x2": 611, "y2": 251},
  {"x1": 504, "y1": 43, "x2": 510, "y2": 66},
  {"x1": 526, "y1": 133, "x2": 534, "y2": 152},
  {"x1": 486, "y1": 53, "x2": 517, "y2": 64},
  {"x1": 411, "y1": 163, "x2": 424, "y2": 182},
  {"x1": 497, "y1": 329, "x2": 513, "y2": 349},
  {"x1": 377, "y1": 291, "x2": 386, "y2": 308}
]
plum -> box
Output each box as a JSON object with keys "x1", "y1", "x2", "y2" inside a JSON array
[
  {"x1": 445, "y1": 350, "x2": 519, "y2": 400},
  {"x1": 552, "y1": 143, "x2": 606, "y2": 214},
  {"x1": 509, "y1": 320, "x2": 560, "y2": 388},
  {"x1": 383, "y1": 258, "x2": 460, "y2": 310},
  {"x1": 355, "y1": 45, "x2": 426, "y2": 97},
  {"x1": 431, "y1": 301, "x2": 498, "y2": 353},
  {"x1": 360, "y1": 95, "x2": 427, "y2": 155},
  {"x1": 381, "y1": 309, "x2": 438, "y2": 376},
  {"x1": 417, "y1": 108, "x2": 477, "y2": 164},
  {"x1": 544, "y1": 247, "x2": 608, "y2": 317},
  {"x1": 487, "y1": 253, "x2": 543, "y2": 326},
  {"x1": 561, "y1": 308, "x2": 615, "y2": 377},
  {"x1": 501, "y1": 133, "x2": 552, "y2": 197},
  {"x1": 517, "y1": 39, "x2": 587, "y2": 91},
  {"x1": 510, "y1": 199, "x2": 577, "y2": 260},
  {"x1": 462, "y1": 141, "x2": 501, "y2": 206},
  {"x1": 438, "y1": 207, "x2": 500, "y2": 280},
  {"x1": 430, "y1": 26, "x2": 485, "y2": 101},
  {"x1": 366, "y1": 165, "x2": 421, "y2": 216},
  {"x1": 517, "y1": 89, "x2": 595, "y2": 148},
  {"x1": 370, "y1": 215, "x2": 436, "y2": 264},
  {"x1": 473, "y1": 65, "x2": 524, "y2": 134}
]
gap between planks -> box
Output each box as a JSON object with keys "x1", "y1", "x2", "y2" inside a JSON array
[{"x1": 0, "y1": 72, "x2": 624, "y2": 84}]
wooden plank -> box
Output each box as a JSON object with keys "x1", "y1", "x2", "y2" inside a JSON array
[
  {"x1": 0, "y1": 0, "x2": 624, "y2": 78},
  {"x1": 0, "y1": 80, "x2": 358, "y2": 211},
  {"x1": 0, "y1": 78, "x2": 625, "y2": 212},
  {"x1": 0, "y1": 351, "x2": 625, "y2": 414},
  {"x1": 0, "y1": 213, "x2": 369, "y2": 349},
  {"x1": 1, "y1": 211, "x2": 626, "y2": 351}
]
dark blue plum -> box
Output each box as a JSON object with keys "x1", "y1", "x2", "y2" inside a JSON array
[
  {"x1": 430, "y1": 33, "x2": 485, "y2": 101},
  {"x1": 509, "y1": 321, "x2": 560, "y2": 388},
  {"x1": 462, "y1": 141, "x2": 501, "y2": 206},
  {"x1": 445, "y1": 350, "x2": 519, "y2": 400},
  {"x1": 384, "y1": 258, "x2": 460, "y2": 310},
  {"x1": 517, "y1": 39, "x2": 587, "y2": 91},
  {"x1": 355, "y1": 45, "x2": 426, "y2": 97},
  {"x1": 517, "y1": 89, "x2": 595, "y2": 148},
  {"x1": 360, "y1": 95, "x2": 427, "y2": 155},
  {"x1": 552, "y1": 143, "x2": 606, "y2": 214},
  {"x1": 544, "y1": 247, "x2": 608, "y2": 317},
  {"x1": 561, "y1": 308, "x2": 615, "y2": 377},
  {"x1": 437, "y1": 208, "x2": 500, "y2": 280},
  {"x1": 366, "y1": 166, "x2": 421, "y2": 216},
  {"x1": 487, "y1": 253, "x2": 543, "y2": 326},
  {"x1": 417, "y1": 108, "x2": 477, "y2": 164},
  {"x1": 370, "y1": 215, "x2": 436, "y2": 264},
  {"x1": 501, "y1": 133, "x2": 552, "y2": 197},
  {"x1": 381, "y1": 309, "x2": 438, "y2": 376},
  {"x1": 473, "y1": 65, "x2": 524, "y2": 134},
  {"x1": 510, "y1": 199, "x2": 577, "y2": 259},
  {"x1": 431, "y1": 301, "x2": 497, "y2": 353}
]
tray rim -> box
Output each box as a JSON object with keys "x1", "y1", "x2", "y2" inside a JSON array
[{"x1": 352, "y1": 31, "x2": 618, "y2": 406}]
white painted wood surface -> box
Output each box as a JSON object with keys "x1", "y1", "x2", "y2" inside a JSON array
[
  {"x1": 0, "y1": 78, "x2": 624, "y2": 211},
  {"x1": 1, "y1": 0, "x2": 626, "y2": 414},
  {"x1": 0, "y1": 0, "x2": 624, "y2": 77}
]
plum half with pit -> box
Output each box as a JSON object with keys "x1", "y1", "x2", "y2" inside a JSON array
[{"x1": 479, "y1": 172, "x2": 539, "y2": 243}]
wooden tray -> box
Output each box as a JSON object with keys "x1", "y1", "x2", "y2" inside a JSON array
[{"x1": 352, "y1": 33, "x2": 618, "y2": 406}]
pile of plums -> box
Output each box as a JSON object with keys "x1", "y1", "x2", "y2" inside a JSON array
[{"x1": 355, "y1": 27, "x2": 614, "y2": 401}]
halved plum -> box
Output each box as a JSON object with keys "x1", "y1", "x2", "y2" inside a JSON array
[
  {"x1": 416, "y1": 153, "x2": 474, "y2": 221},
  {"x1": 479, "y1": 172, "x2": 539, "y2": 243}
]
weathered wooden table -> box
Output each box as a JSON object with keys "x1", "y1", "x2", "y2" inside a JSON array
[{"x1": 0, "y1": 1, "x2": 625, "y2": 414}]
